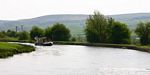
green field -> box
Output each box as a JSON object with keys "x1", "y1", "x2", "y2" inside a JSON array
[{"x1": 0, "y1": 42, "x2": 35, "y2": 58}]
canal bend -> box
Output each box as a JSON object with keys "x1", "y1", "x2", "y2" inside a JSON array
[{"x1": 0, "y1": 43, "x2": 150, "y2": 75}]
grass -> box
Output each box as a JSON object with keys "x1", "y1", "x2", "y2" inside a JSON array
[
  {"x1": 53, "y1": 41, "x2": 150, "y2": 53},
  {"x1": 0, "y1": 42, "x2": 35, "y2": 58},
  {"x1": 0, "y1": 37, "x2": 34, "y2": 43},
  {"x1": 0, "y1": 37, "x2": 18, "y2": 42}
]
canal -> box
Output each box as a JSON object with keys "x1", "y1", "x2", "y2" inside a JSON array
[{"x1": 0, "y1": 43, "x2": 150, "y2": 75}]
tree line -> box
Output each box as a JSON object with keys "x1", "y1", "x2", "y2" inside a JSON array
[
  {"x1": 0, "y1": 11, "x2": 149, "y2": 45},
  {"x1": 30, "y1": 23, "x2": 71, "y2": 41},
  {"x1": 85, "y1": 11, "x2": 150, "y2": 45},
  {"x1": 0, "y1": 23, "x2": 71, "y2": 41}
]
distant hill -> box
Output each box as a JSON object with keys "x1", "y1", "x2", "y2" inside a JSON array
[
  {"x1": 111, "y1": 13, "x2": 150, "y2": 29},
  {"x1": 1, "y1": 13, "x2": 150, "y2": 35}
]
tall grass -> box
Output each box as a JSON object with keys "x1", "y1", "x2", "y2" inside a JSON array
[{"x1": 0, "y1": 42, "x2": 35, "y2": 58}]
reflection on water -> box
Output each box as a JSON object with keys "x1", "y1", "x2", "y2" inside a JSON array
[{"x1": 0, "y1": 43, "x2": 150, "y2": 75}]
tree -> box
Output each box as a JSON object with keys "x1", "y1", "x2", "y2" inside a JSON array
[
  {"x1": 50, "y1": 23, "x2": 71, "y2": 41},
  {"x1": 18, "y1": 31, "x2": 30, "y2": 40},
  {"x1": 6, "y1": 30, "x2": 17, "y2": 37},
  {"x1": 45, "y1": 27, "x2": 52, "y2": 39},
  {"x1": 85, "y1": 11, "x2": 131, "y2": 44},
  {"x1": 110, "y1": 21, "x2": 131, "y2": 44},
  {"x1": 107, "y1": 17, "x2": 115, "y2": 42},
  {"x1": 0, "y1": 32, "x2": 6, "y2": 38},
  {"x1": 30, "y1": 26, "x2": 44, "y2": 40},
  {"x1": 135, "y1": 22, "x2": 150, "y2": 45},
  {"x1": 85, "y1": 11, "x2": 109, "y2": 43}
]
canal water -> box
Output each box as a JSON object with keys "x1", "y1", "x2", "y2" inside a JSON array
[{"x1": 0, "y1": 43, "x2": 150, "y2": 75}]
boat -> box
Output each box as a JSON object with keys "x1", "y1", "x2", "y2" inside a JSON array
[
  {"x1": 35, "y1": 42, "x2": 53, "y2": 46},
  {"x1": 34, "y1": 37, "x2": 53, "y2": 46}
]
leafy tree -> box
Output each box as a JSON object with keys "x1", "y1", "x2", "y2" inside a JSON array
[
  {"x1": 45, "y1": 27, "x2": 52, "y2": 39},
  {"x1": 6, "y1": 30, "x2": 17, "y2": 37},
  {"x1": 107, "y1": 17, "x2": 115, "y2": 42},
  {"x1": 30, "y1": 26, "x2": 44, "y2": 40},
  {"x1": 18, "y1": 31, "x2": 30, "y2": 40},
  {"x1": 50, "y1": 23, "x2": 71, "y2": 41},
  {"x1": 110, "y1": 21, "x2": 131, "y2": 44},
  {"x1": 85, "y1": 11, "x2": 131, "y2": 44},
  {"x1": 135, "y1": 22, "x2": 150, "y2": 45},
  {"x1": 85, "y1": 11, "x2": 109, "y2": 43}
]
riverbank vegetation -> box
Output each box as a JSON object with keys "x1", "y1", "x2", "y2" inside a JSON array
[
  {"x1": 0, "y1": 42, "x2": 35, "y2": 58},
  {"x1": 0, "y1": 11, "x2": 150, "y2": 52},
  {"x1": 53, "y1": 41, "x2": 150, "y2": 53}
]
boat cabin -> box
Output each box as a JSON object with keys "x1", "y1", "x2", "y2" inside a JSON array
[{"x1": 34, "y1": 37, "x2": 53, "y2": 46}]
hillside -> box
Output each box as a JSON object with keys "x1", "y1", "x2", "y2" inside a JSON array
[
  {"x1": 0, "y1": 13, "x2": 150, "y2": 35},
  {"x1": 111, "y1": 13, "x2": 150, "y2": 29}
]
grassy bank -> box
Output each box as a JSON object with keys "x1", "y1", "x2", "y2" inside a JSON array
[
  {"x1": 0, "y1": 38, "x2": 34, "y2": 43},
  {"x1": 0, "y1": 42, "x2": 35, "y2": 58},
  {"x1": 54, "y1": 41, "x2": 150, "y2": 53}
]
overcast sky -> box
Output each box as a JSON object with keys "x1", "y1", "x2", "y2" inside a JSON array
[{"x1": 0, "y1": 0, "x2": 149, "y2": 20}]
